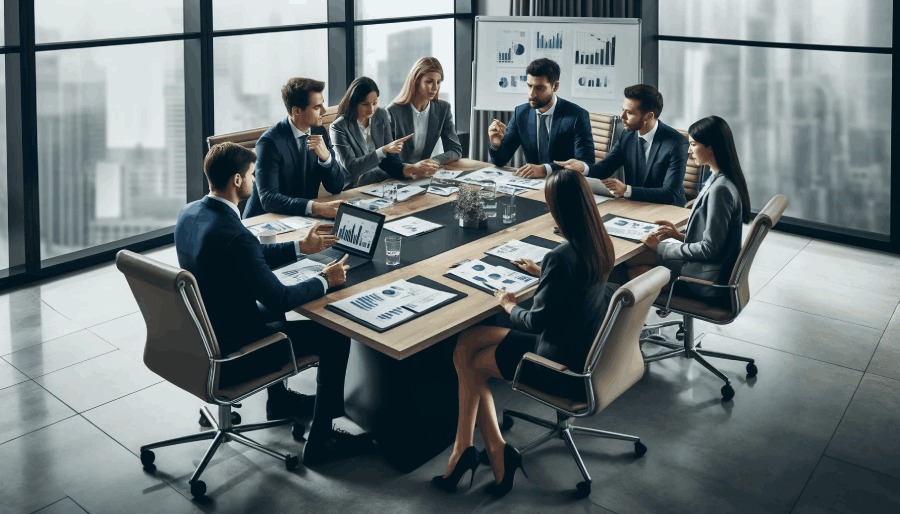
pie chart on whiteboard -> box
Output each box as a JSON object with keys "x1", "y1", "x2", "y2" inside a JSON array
[
  {"x1": 499, "y1": 77, "x2": 509, "y2": 88},
  {"x1": 513, "y1": 44, "x2": 525, "y2": 55},
  {"x1": 578, "y1": 77, "x2": 587, "y2": 86}
]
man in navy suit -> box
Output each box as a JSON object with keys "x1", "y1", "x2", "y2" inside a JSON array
[
  {"x1": 557, "y1": 84, "x2": 689, "y2": 206},
  {"x1": 243, "y1": 77, "x2": 346, "y2": 220},
  {"x1": 488, "y1": 58, "x2": 594, "y2": 178},
  {"x1": 176, "y1": 142, "x2": 372, "y2": 465}
]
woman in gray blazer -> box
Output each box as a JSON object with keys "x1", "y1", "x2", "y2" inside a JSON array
[
  {"x1": 330, "y1": 77, "x2": 412, "y2": 189},
  {"x1": 386, "y1": 57, "x2": 463, "y2": 180},
  {"x1": 433, "y1": 170, "x2": 616, "y2": 497},
  {"x1": 640, "y1": 116, "x2": 752, "y2": 301}
]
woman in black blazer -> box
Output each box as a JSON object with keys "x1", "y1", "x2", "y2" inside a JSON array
[{"x1": 434, "y1": 170, "x2": 616, "y2": 496}]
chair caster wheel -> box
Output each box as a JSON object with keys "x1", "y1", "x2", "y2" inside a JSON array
[
  {"x1": 285, "y1": 455, "x2": 299, "y2": 471},
  {"x1": 198, "y1": 411, "x2": 211, "y2": 428},
  {"x1": 231, "y1": 412, "x2": 241, "y2": 425},
  {"x1": 675, "y1": 327, "x2": 685, "y2": 341},
  {"x1": 575, "y1": 481, "x2": 592, "y2": 497},
  {"x1": 190, "y1": 480, "x2": 206, "y2": 498},
  {"x1": 140, "y1": 450, "x2": 155, "y2": 467},
  {"x1": 721, "y1": 384, "x2": 735, "y2": 401},
  {"x1": 501, "y1": 414, "x2": 514, "y2": 431},
  {"x1": 746, "y1": 362, "x2": 758, "y2": 377},
  {"x1": 292, "y1": 422, "x2": 305, "y2": 441},
  {"x1": 634, "y1": 441, "x2": 647, "y2": 457}
]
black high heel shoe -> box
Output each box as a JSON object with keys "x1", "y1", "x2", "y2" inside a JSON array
[
  {"x1": 487, "y1": 444, "x2": 527, "y2": 497},
  {"x1": 432, "y1": 446, "x2": 480, "y2": 491}
]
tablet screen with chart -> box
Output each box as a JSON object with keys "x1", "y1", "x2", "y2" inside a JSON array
[{"x1": 331, "y1": 203, "x2": 385, "y2": 258}]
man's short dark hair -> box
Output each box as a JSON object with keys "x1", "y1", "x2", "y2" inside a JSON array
[
  {"x1": 204, "y1": 142, "x2": 257, "y2": 192},
  {"x1": 526, "y1": 58, "x2": 561, "y2": 84},
  {"x1": 624, "y1": 84, "x2": 663, "y2": 119},
  {"x1": 282, "y1": 77, "x2": 326, "y2": 113}
]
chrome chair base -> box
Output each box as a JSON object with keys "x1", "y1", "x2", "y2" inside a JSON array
[
  {"x1": 640, "y1": 317, "x2": 757, "y2": 401},
  {"x1": 499, "y1": 409, "x2": 646, "y2": 497},
  {"x1": 139, "y1": 405, "x2": 300, "y2": 498}
]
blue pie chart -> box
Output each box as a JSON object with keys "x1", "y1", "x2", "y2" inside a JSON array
[
  {"x1": 514, "y1": 44, "x2": 525, "y2": 55},
  {"x1": 383, "y1": 290, "x2": 396, "y2": 296},
  {"x1": 488, "y1": 273, "x2": 502, "y2": 279},
  {"x1": 472, "y1": 265, "x2": 485, "y2": 271}
]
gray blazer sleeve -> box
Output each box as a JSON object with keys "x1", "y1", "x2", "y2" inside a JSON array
[
  {"x1": 509, "y1": 250, "x2": 568, "y2": 333},
  {"x1": 330, "y1": 117, "x2": 380, "y2": 186},
  {"x1": 431, "y1": 103, "x2": 463, "y2": 164},
  {"x1": 658, "y1": 181, "x2": 737, "y2": 262}
]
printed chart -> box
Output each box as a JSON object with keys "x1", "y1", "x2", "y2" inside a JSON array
[
  {"x1": 574, "y1": 32, "x2": 616, "y2": 66},
  {"x1": 571, "y1": 31, "x2": 617, "y2": 100},
  {"x1": 336, "y1": 214, "x2": 378, "y2": 253},
  {"x1": 497, "y1": 71, "x2": 529, "y2": 93},
  {"x1": 533, "y1": 29, "x2": 564, "y2": 59},
  {"x1": 496, "y1": 30, "x2": 528, "y2": 65}
]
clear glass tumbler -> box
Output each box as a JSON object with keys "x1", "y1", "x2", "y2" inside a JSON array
[
  {"x1": 480, "y1": 181, "x2": 497, "y2": 209},
  {"x1": 385, "y1": 235, "x2": 402, "y2": 266},
  {"x1": 503, "y1": 203, "x2": 517, "y2": 224}
]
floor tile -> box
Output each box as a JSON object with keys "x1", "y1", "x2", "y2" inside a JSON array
[
  {"x1": 755, "y1": 273, "x2": 899, "y2": 330},
  {"x1": 867, "y1": 305, "x2": 900, "y2": 381},
  {"x1": 0, "y1": 380, "x2": 76, "y2": 445},
  {"x1": 0, "y1": 358, "x2": 29, "y2": 390},
  {"x1": 87, "y1": 312, "x2": 146, "y2": 349},
  {"x1": 32, "y1": 497, "x2": 89, "y2": 514},
  {"x1": 791, "y1": 456, "x2": 900, "y2": 514},
  {"x1": 0, "y1": 415, "x2": 204, "y2": 514},
  {"x1": 34, "y1": 351, "x2": 162, "y2": 413},
  {"x1": 695, "y1": 301, "x2": 883, "y2": 371},
  {"x1": 35, "y1": 263, "x2": 139, "y2": 328},
  {"x1": 825, "y1": 373, "x2": 900, "y2": 480},
  {"x1": 800, "y1": 239, "x2": 900, "y2": 270},
  {"x1": 0, "y1": 290, "x2": 84, "y2": 356},
  {"x1": 3, "y1": 330, "x2": 117, "y2": 378},
  {"x1": 779, "y1": 247, "x2": 900, "y2": 297}
]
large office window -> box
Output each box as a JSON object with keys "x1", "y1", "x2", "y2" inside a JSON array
[
  {"x1": 355, "y1": 0, "x2": 455, "y2": 21},
  {"x1": 659, "y1": 0, "x2": 892, "y2": 237},
  {"x1": 34, "y1": 0, "x2": 184, "y2": 43},
  {"x1": 212, "y1": 0, "x2": 328, "y2": 30}
]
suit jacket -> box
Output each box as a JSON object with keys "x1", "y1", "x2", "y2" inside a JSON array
[
  {"x1": 509, "y1": 241, "x2": 609, "y2": 372},
  {"x1": 242, "y1": 117, "x2": 344, "y2": 219},
  {"x1": 657, "y1": 173, "x2": 743, "y2": 298},
  {"x1": 329, "y1": 108, "x2": 405, "y2": 188},
  {"x1": 587, "y1": 120, "x2": 688, "y2": 207},
  {"x1": 385, "y1": 100, "x2": 463, "y2": 165},
  {"x1": 175, "y1": 197, "x2": 325, "y2": 355},
  {"x1": 489, "y1": 96, "x2": 594, "y2": 172}
]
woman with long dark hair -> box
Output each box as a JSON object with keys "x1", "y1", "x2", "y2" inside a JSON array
[
  {"x1": 434, "y1": 169, "x2": 615, "y2": 496},
  {"x1": 638, "y1": 115, "x2": 751, "y2": 301},
  {"x1": 330, "y1": 76, "x2": 413, "y2": 188}
]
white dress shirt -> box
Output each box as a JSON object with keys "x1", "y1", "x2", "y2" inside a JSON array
[
  {"x1": 358, "y1": 119, "x2": 386, "y2": 161},
  {"x1": 408, "y1": 101, "x2": 431, "y2": 163},
  {"x1": 207, "y1": 194, "x2": 328, "y2": 292},
  {"x1": 288, "y1": 118, "x2": 333, "y2": 216},
  {"x1": 624, "y1": 121, "x2": 659, "y2": 198}
]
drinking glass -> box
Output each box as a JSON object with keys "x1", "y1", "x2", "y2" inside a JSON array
[
  {"x1": 383, "y1": 183, "x2": 398, "y2": 202},
  {"x1": 480, "y1": 181, "x2": 497, "y2": 209},
  {"x1": 385, "y1": 235, "x2": 402, "y2": 266},
  {"x1": 503, "y1": 203, "x2": 517, "y2": 224}
]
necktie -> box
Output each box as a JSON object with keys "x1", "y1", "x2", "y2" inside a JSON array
[
  {"x1": 538, "y1": 113, "x2": 550, "y2": 164},
  {"x1": 297, "y1": 134, "x2": 308, "y2": 160},
  {"x1": 636, "y1": 136, "x2": 648, "y2": 182}
]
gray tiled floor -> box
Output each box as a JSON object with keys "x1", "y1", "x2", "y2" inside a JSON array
[{"x1": 1, "y1": 230, "x2": 899, "y2": 514}]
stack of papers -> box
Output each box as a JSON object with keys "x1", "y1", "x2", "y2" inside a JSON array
[
  {"x1": 447, "y1": 259, "x2": 539, "y2": 294},
  {"x1": 383, "y1": 217, "x2": 443, "y2": 237},
  {"x1": 248, "y1": 216, "x2": 318, "y2": 236},
  {"x1": 433, "y1": 169, "x2": 464, "y2": 181},
  {"x1": 497, "y1": 176, "x2": 545, "y2": 190},
  {"x1": 427, "y1": 185, "x2": 459, "y2": 196},
  {"x1": 604, "y1": 217, "x2": 659, "y2": 240},
  {"x1": 363, "y1": 184, "x2": 426, "y2": 202},
  {"x1": 328, "y1": 279, "x2": 456, "y2": 330},
  {"x1": 485, "y1": 239, "x2": 552, "y2": 264},
  {"x1": 348, "y1": 198, "x2": 394, "y2": 211},
  {"x1": 274, "y1": 258, "x2": 325, "y2": 286},
  {"x1": 457, "y1": 167, "x2": 514, "y2": 185},
  {"x1": 496, "y1": 184, "x2": 529, "y2": 196}
]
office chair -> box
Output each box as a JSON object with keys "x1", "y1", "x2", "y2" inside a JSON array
[
  {"x1": 116, "y1": 250, "x2": 320, "y2": 499},
  {"x1": 640, "y1": 195, "x2": 788, "y2": 400},
  {"x1": 588, "y1": 112, "x2": 619, "y2": 163},
  {"x1": 498, "y1": 267, "x2": 670, "y2": 497}
]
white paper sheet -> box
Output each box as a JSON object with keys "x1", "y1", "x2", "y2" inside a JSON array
[
  {"x1": 485, "y1": 239, "x2": 553, "y2": 264},
  {"x1": 363, "y1": 184, "x2": 425, "y2": 202},
  {"x1": 496, "y1": 176, "x2": 545, "y2": 190},
  {"x1": 447, "y1": 259, "x2": 539, "y2": 294},
  {"x1": 458, "y1": 167, "x2": 514, "y2": 184},
  {"x1": 274, "y1": 258, "x2": 325, "y2": 286},
  {"x1": 348, "y1": 197, "x2": 394, "y2": 211},
  {"x1": 495, "y1": 184, "x2": 529, "y2": 196},
  {"x1": 594, "y1": 194, "x2": 616, "y2": 204},
  {"x1": 248, "y1": 216, "x2": 318, "y2": 236},
  {"x1": 604, "y1": 217, "x2": 658, "y2": 240},
  {"x1": 328, "y1": 279, "x2": 454, "y2": 329},
  {"x1": 383, "y1": 217, "x2": 444, "y2": 237},
  {"x1": 433, "y1": 169, "x2": 464, "y2": 181},
  {"x1": 427, "y1": 185, "x2": 459, "y2": 196}
]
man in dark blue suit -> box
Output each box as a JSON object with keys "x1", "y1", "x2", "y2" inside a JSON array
[
  {"x1": 176, "y1": 142, "x2": 372, "y2": 465},
  {"x1": 488, "y1": 58, "x2": 594, "y2": 179},
  {"x1": 243, "y1": 77, "x2": 346, "y2": 220},
  {"x1": 557, "y1": 84, "x2": 689, "y2": 206}
]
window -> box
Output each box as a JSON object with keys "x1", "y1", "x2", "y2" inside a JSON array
[
  {"x1": 214, "y1": 30, "x2": 329, "y2": 135},
  {"x1": 213, "y1": 0, "x2": 328, "y2": 31},
  {"x1": 1, "y1": 59, "x2": 7, "y2": 271},
  {"x1": 34, "y1": 0, "x2": 184, "y2": 43},
  {"x1": 36, "y1": 42, "x2": 187, "y2": 260},
  {"x1": 355, "y1": 0, "x2": 455, "y2": 21}
]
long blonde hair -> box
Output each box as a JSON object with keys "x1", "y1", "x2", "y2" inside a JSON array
[{"x1": 393, "y1": 57, "x2": 444, "y2": 105}]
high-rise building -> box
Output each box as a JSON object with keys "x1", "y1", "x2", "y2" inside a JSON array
[{"x1": 377, "y1": 27, "x2": 433, "y2": 102}]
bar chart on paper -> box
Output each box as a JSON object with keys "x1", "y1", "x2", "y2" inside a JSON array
[
  {"x1": 574, "y1": 32, "x2": 616, "y2": 66},
  {"x1": 496, "y1": 30, "x2": 527, "y2": 65},
  {"x1": 577, "y1": 76, "x2": 609, "y2": 88}
]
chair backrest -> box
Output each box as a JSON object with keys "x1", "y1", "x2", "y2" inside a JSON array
[
  {"x1": 116, "y1": 250, "x2": 220, "y2": 403},
  {"x1": 675, "y1": 128, "x2": 706, "y2": 201},
  {"x1": 589, "y1": 113, "x2": 618, "y2": 163},
  {"x1": 583, "y1": 266, "x2": 671, "y2": 414},
  {"x1": 206, "y1": 105, "x2": 341, "y2": 151},
  {"x1": 727, "y1": 195, "x2": 788, "y2": 313}
]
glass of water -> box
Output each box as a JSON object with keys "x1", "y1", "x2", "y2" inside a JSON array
[
  {"x1": 503, "y1": 203, "x2": 517, "y2": 224},
  {"x1": 480, "y1": 181, "x2": 497, "y2": 209},
  {"x1": 383, "y1": 183, "x2": 398, "y2": 203},
  {"x1": 385, "y1": 235, "x2": 402, "y2": 266}
]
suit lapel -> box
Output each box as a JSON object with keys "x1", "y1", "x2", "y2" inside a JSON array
[
  {"x1": 548, "y1": 100, "x2": 563, "y2": 155},
  {"x1": 423, "y1": 102, "x2": 441, "y2": 156},
  {"x1": 349, "y1": 119, "x2": 367, "y2": 152},
  {"x1": 686, "y1": 173, "x2": 719, "y2": 230},
  {"x1": 647, "y1": 132, "x2": 664, "y2": 171},
  {"x1": 525, "y1": 107, "x2": 538, "y2": 161},
  {"x1": 283, "y1": 119, "x2": 302, "y2": 172}
]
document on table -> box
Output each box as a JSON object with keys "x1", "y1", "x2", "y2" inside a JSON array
[
  {"x1": 496, "y1": 176, "x2": 545, "y2": 190},
  {"x1": 432, "y1": 169, "x2": 464, "y2": 181},
  {"x1": 458, "y1": 167, "x2": 515, "y2": 184},
  {"x1": 248, "y1": 216, "x2": 318, "y2": 236},
  {"x1": 274, "y1": 258, "x2": 325, "y2": 286},
  {"x1": 485, "y1": 239, "x2": 553, "y2": 264},
  {"x1": 594, "y1": 194, "x2": 616, "y2": 204},
  {"x1": 328, "y1": 279, "x2": 455, "y2": 329},
  {"x1": 363, "y1": 184, "x2": 426, "y2": 202},
  {"x1": 427, "y1": 185, "x2": 459, "y2": 196},
  {"x1": 348, "y1": 197, "x2": 394, "y2": 211},
  {"x1": 495, "y1": 184, "x2": 529, "y2": 196},
  {"x1": 383, "y1": 217, "x2": 443, "y2": 237},
  {"x1": 604, "y1": 217, "x2": 659, "y2": 240},
  {"x1": 447, "y1": 259, "x2": 539, "y2": 294}
]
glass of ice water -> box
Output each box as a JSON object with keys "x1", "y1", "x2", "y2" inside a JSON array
[{"x1": 385, "y1": 235, "x2": 402, "y2": 266}]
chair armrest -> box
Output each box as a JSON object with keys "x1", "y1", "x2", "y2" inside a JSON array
[
  {"x1": 214, "y1": 333, "x2": 291, "y2": 363},
  {"x1": 676, "y1": 276, "x2": 715, "y2": 286},
  {"x1": 522, "y1": 352, "x2": 567, "y2": 372},
  {"x1": 684, "y1": 199, "x2": 695, "y2": 209},
  {"x1": 660, "y1": 276, "x2": 738, "y2": 314}
]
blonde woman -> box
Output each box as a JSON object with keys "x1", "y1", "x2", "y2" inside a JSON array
[{"x1": 386, "y1": 57, "x2": 463, "y2": 179}]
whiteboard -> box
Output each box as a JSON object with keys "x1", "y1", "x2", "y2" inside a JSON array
[{"x1": 473, "y1": 16, "x2": 641, "y2": 115}]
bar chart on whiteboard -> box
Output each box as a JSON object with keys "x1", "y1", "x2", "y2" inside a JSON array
[
  {"x1": 571, "y1": 31, "x2": 617, "y2": 100},
  {"x1": 496, "y1": 30, "x2": 527, "y2": 65}
]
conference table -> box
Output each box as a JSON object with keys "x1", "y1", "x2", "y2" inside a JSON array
[{"x1": 244, "y1": 158, "x2": 690, "y2": 470}]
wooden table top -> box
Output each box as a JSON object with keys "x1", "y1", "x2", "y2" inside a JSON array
[{"x1": 244, "y1": 158, "x2": 691, "y2": 360}]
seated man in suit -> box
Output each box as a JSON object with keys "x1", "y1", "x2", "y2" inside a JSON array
[
  {"x1": 176, "y1": 142, "x2": 372, "y2": 465},
  {"x1": 557, "y1": 84, "x2": 689, "y2": 206},
  {"x1": 488, "y1": 58, "x2": 594, "y2": 178},
  {"x1": 243, "y1": 77, "x2": 346, "y2": 220}
]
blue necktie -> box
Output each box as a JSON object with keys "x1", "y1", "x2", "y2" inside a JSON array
[
  {"x1": 538, "y1": 113, "x2": 550, "y2": 164},
  {"x1": 297, "y1": 134, "x2": 308, "y2": 160},
  {"x1": 636, "y1": 137, "x2": 648, "y2": 183}
]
